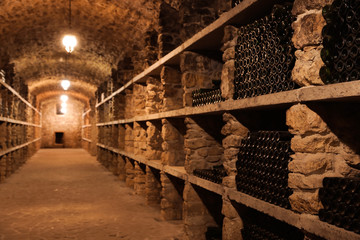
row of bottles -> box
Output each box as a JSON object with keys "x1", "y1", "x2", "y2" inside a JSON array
[
  {"x1": 319, "y1": 177, "x2": 360, "y2": 233},
  {"x1": 236, "y1": 131, "x2": 293, "y2": 209},
  {"x1": 0, "y1": 123, "x2": 28, "y2": 151},
  {"x1": 193, "y1": 165, "x2": 227, "y2": 184},
  {"x1": 192, "y1": 80, "x2": 223, "y2": 107},
  {"x1": 242, "y1": 223, "x2": 304, "y2": 240},
  {"x1": 320, "y1": 0, "x2": 360, "y2": 84},
  {"x1": 0, "y1": 147, "x2": 32, "y2": 182},
  {"x1": 232, "y1": 0, "x2": 243, "y2": 8},
  {"x1": 234, "y1": 3, "x2": 297, "y2": 100}
]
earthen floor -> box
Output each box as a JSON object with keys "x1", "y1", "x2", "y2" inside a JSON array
[{"x1": 0, "y1": 149, "x2": 184, "y2": 240}]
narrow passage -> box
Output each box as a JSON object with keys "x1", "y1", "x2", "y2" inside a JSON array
[{"x1": 0, "y1": 149, "x2": 184, "y2": 240}]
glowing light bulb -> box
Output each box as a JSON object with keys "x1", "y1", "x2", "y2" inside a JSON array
[
  {"x1": 60, "y1": 107, "x2": 67, "y2": 114},
  {"x1": 61, "y1": 102, "x2": 67, "y2": 108},
  {"x1": 60, "y1": 95, "x2": 68, "y2": 102},
  {"x1": 61, "y1": 80, "x2": 71, "y2": 90},
  {"x1": 62, "y1": 35, "x2": 77, "y2": 53}
]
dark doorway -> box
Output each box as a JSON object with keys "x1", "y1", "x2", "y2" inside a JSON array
[{"x1": 55, "y1": 132, "x2": 64, "y2": 144}]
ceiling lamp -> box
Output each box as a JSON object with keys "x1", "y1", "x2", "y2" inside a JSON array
[
  {"x1": 62, "y1": 0, "x2": 77, "y2": 53},
  {"x1": 61, "y1": 79, "x2": 71, "y2": 90},
  {"x1": 62, "y1": 35, "x2": 77, "y2": 53},
  {"x1": 60, "y1": 107, "x2": 67, "y2": 114},
  {"x1": 60, "y1": 95, "x2": 69, "y2": 102}
]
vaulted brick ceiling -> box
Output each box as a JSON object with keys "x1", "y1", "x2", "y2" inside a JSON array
[{"x1": 0, "y1": 0, "x2": 161, "y2": 105}]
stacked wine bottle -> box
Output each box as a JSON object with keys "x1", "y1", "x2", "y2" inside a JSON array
[
  {"x1": 318, "y1": 177, "x2": 360, "y2": 233},
  {"x1": 232, "y1": 0, "x2": 243, "y2": 8},
  {"x1": 320, "y1": 0, "x2": 360, "y2": 84},
  {"x1": 193, "y1": 165, "x2": 227, "y2": 184},
  {"x1": 192, "y1": 80, "x2": 224, "y2": 107},
  {"x1": 236, "y1": 131, "x2": 293, "y2": 209},
  {"x1": 234, "y1": 3, "x2": 296, "y2": 100}
]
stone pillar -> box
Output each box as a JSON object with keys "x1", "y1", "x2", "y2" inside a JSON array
[
  {"x1": 145, "y1": 77, "x2": 162, "y2": 114},
  {"x1": 134, "y1": 162, "x2": 146, "y2": 196},
  {"x1": 179, "y1": 0, "x2": 219, "y2": 42},
  {"x1": 125, "y1": 157, "x2": 135, "y2": 188},
  {"x1": 146, "y1": 166, "x2": 162, "y2": 206},
  {"x1": 184, "y1": 117, "x2": 224, "y2": 174},
  {"x1": 158, "y1": 2, "x2": 182, "y2": 58},
  {"x1": 118, "y1": 124, "x2": 125, "y2": 150},
  {"x1": 124, "y1": 89, "x2": 134, "y2": 119},
  {"x1": 160, "y1": 66, "x2": 183, "y2": 111},
  {"x1": 133, "y1": 122, "x2": 147, "y2": 156},
  {"x1": 286, "y1": 104, "x2": 360, "y2": 214},
  {"x1": 161, "y1": 118, "x2": 185, "y2": 166},
  {"x1": 183, "y1": 182, "x2": 217, "y2": 240},
  {"x1": 146, "y1": 121, "x2": 163, "y2": 161},
  {"x1": 220, "y1": 26, "x2": 238, "y2": 100},
  {"x1": 160, "y1": 172, "x2": 184, "y2": 220},
  {"x1": 180, "y1": 51, "x2": 222, "y2": 107},
  {"x1": 291, "y1": 0, "x2": 328, "y2": 86},
  {"x1": 124, "y1": 123, "x2": 134, "y2": 154},
  {"x1": 117, "y1": 154, "x2": 126, "y2": 181},
  {"x1": 221, "y1": 113, "x2": 248, "y2": 240}
]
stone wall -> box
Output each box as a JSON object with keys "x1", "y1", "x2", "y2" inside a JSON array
[
  {"x1": 286, "y1": 104, "x2": 360, "y2": 214},
  {"x1": 221, "y1": 113, "x2": 248, "y2": 240},
  {"x1": 291, "y1": 0, "x2": 329, "y2": 86},
  {"x1": 160, "y1": 172, "x2": 183, "y2": 220},
  {"x1": 184, "y1": 116, "x2": 224, "y2": 173},
  {"x1": 146, "y1": 166, "x2": 162, "y2": 206},
  {"x1": 161, "y1": 66, "x2": 183, "y2": 111},
  {"x1": 220, "y1": 25, "x2": 238, "y2": 100},
  {"x1": 41, "y1": 97, "x2": 83, "y2": 148},
  {"x1": 146, "y1": 121, "x2": 163, "y2": 161},
  {"x1": 145, "y1": 77, "x2": 162, "y2": 114},
  {"x1": 161, "y1": 119, "x2": 185, "y2": 166},
  {"x1": 180, "y1": 51, "x2": 222, "y2": 107}
]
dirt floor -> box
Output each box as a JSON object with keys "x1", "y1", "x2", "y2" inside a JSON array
[{"x1": 0, "y1": 149, "x2": 184, "y2": 240}]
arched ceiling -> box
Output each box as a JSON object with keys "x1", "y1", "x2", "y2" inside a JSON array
[{"x1": 0, "y1": 0, "x2": 161, "y2": 105}]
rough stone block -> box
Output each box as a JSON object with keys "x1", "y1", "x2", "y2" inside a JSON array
[
  {"x1": 222, "y1": 217, "x2": 243, "y2": 240},
  {"x1": 292, "y1": 0, "x2": 334, "y2": 16},
  {"x1": 289, "y1": 153, "x2": 333, "y2": 175},
  {"x1": 289, "y1": 190, "x2": 323, "y2": 214},
  {"x1": 222, "y1": 47, "x2": 236, "y2": 62},
  {"x1": 288, "y1": 173, "x2": 335, "y2": 190},
  {"x1": 292, "y1": 46, "x2": 324, "y2": 86},
  {"x1": 222, "y1": 113, "x2": 248, "y2": 137},
  {"x1": 222, "y1": 135, "x2": 243, "y2": 149},
  {"x1": 221, "y1": 60, "x2": 235, "y2": 100},
  {"x1": 292, "y1": 10, "x2": 326, "y2": 49},
  {"x1": 286, "y1": 104, "x2": 328, "y2": 135},
  {"x1": 291, "y1": 133, "x2": 340, "y2": 153}
]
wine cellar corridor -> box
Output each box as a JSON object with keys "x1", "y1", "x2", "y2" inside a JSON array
[{"x1": 0, "y1": 0, "x2": 359, "y2": 239}]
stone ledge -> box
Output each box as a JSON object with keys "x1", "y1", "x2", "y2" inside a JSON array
[
  {"x1": 163, "y1": 166, "x2": 187, "y2": 180},
  {"x1": 81, "y1": 124, "x2": 92, "y2": 128},
  {"x1": 82, "y1": 138, "x2": 92, "y2": 143},
  {"x1": 0, "y1": 138, "x2": 42, "y2": 157},
  {"x1": 96, "y1": 80, "x2": 360, "y2": 127},
  {"x1": 0, "y1": 116, "x2": 41, "y2": 128},
  {"x1": 188, "y1": 175, "x2": 224, "y2": 195}
]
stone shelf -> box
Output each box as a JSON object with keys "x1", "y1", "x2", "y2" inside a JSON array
[
  {"x1": 95, "y1": 0, "x2": 281, "y2": 108},
  {"x1": 0, "y1": 138, "x2": 41, "y2": 157},
  {"x1": 0, "y1": 81, "x2": 41, "y2": 115},
  {"x1": 188, "y1": 175, "x2": 224, "y2": 195},
  {"x1": 0, "y1": 116, "x2": 41, "y2": 127},
  {"x1": 95, "y1": 142, "x2": 360, "y2": 240},
  {"x1": 81, "y1": 138, "x2": 92, "y2": 143},
  {"x1": 96, "y1": 80, "x2": 360, "y2": 127},
  {"x1": 81, "y1": 124, "x2": 92, "y2": 128},
  {"x1": 82, "y1": 109, "x2": 91, "y2": 117},
  {"x1": 228, "y1": 190, "x2": 360, "y2": 240}
]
